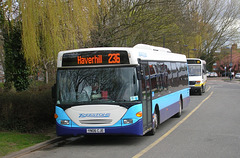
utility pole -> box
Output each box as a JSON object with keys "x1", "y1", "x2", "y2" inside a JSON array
[
  {"x1": 163, "y1": 35, "x2": 165, "y2": 48},
  {"x1": 229, "y1": 45, "x2": 233, "y2": 68},
  {"x1": 184, "y1": 44, "x2": 197, "y2": 58}
]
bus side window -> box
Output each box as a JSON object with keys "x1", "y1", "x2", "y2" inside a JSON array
[
  {"x1": 156, "y1": 63, "x2": 162, "y2": 90},
  {"x1": 171, "y1": 62, "x2": 178, "y2": 88},
  {"x1": 175, "y1": 62, "x2": 181, "y2": 90},
  {"x1": 157, "y1": 62, "x2": 164, "y2": 92},
  {"x1": 149, "y1": 62, "x2": 158, "y2": 96},
  {"x1": 203, "y1": 64, "x2": 207, "y2": 74},
  {"x1": 164, "y1": 62, "x2": 172, "y2": 90},
  {"x1": 153, "y1": 63, "x2": 161, "y2": 92},
  {"x1": 163, "y1": 64, "x2": 168, "y2": 90},
  {"x1": 183, "y1": 63, "x2": 188, "y2": 86},
  {"x1": 179, "y1": 63, "x2": 185, "y2": 86}
]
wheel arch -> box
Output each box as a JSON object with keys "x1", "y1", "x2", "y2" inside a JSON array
[
  {"x1": 180, "y1": 94, "x2": 183, "y2": 109},
  {"x1": 154, "y1": 104, "x2": 160, "y2": 125}
]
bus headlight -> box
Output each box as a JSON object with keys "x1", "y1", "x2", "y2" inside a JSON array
[
  {"x1": 195, "y1": 81, "x2": 201, "y2": 86},
  {"x1": 61, "y1": 120, "x2": 70, "y2": 125},
  {"x1": 123, "y1": 119, "x2": 133, "y2": 124}
]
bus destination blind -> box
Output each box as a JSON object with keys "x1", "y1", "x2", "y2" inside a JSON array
[
  {"x1": 187, "y1": 60, "x2": 201, "y2": 64},
  {"x1": 62, "y1": 51, "x2": 130, "y2": 66}
]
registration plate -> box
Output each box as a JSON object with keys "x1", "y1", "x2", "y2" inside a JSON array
[{"x1": 86, "y1": 128, "x2": 105, "y2": 133}]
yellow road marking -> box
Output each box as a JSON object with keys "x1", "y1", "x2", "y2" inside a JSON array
[
  {"x1": 206, "y1": 86, "x2": 211, "y2": 92},
  {"x1": 132, "y1": 91, "x2": 214, "y2": 158}
]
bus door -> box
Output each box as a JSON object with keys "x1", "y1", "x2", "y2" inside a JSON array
[{"x1": 141, "y1": 63, "x2": 153, "y2": 133}]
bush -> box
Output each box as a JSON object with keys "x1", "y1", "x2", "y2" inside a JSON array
[
  {"x1": 0, "y1": 84, "x2": 55, "y2": 133},
  {"x1": 0, "y1": 83, "x2": 3, "y2": 93}
]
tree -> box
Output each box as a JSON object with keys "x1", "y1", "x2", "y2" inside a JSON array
[
  {"x1": 182, "y1": 0, "x2": 240, "y2": 65},
  {"x1": 20, "y1": 0, "x2": 98, "y2": 83},
  {"x1": 3, "y1": 21, "x2": 30, "y2": 91},
  {"x1": 0, "y1": 5, "x2": 5, "y2": 74},
  {"x1": 90, "y1": 0, "x2": 188, "y2": 50},
  {"x1": 1, "y1": 1, "x2": 30, "y2": 91}
]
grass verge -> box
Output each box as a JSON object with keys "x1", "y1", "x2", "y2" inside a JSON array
[{"x1": 0, "y1": 131, "x2": 51, "y2": 157}]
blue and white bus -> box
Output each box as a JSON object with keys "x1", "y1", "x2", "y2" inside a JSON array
[{"x1": 53, "y1": 44, "x2": 190, "y2": 136}]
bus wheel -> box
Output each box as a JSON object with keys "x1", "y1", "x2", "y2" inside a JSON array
[
  {"x1": 202, "y1": 85, "x2": 206, "y2": 93},
  {"x1": 199, "y1": 87, "x2": 202, "y2": 95},
  {"x1": 149, "y1": 110, "x2": 158, "y2": 135},
  {"x1": 175, "y1": 99, "x2": 182, "y2": 118}
]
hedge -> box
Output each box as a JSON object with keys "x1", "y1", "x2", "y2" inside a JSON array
[{"x1": 0, "y1": 88, "x2": 55, "y2": 133}]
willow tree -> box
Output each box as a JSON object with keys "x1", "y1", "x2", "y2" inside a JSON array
[{"x1": 20, "y1": 0, "x2": 98, "y2": 83}]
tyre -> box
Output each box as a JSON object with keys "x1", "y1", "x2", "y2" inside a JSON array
[
  {"x1": 199, "y1": 87, "x2": 202, "y2": 95},
  {"x1": 202, "y1": 85, "x2": 205, "y2": 93}
]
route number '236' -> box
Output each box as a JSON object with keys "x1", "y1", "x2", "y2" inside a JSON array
[{"x1": 108, "y1": 53, "x2": 120, "y2": 64}]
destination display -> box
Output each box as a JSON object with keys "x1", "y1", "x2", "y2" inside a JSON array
[
  {"x1": 187, "y1": 60, "x2": 201, "y2": 64},
  {"x1": 62, "y1": 50, "x2": 130, "y2": 66}
]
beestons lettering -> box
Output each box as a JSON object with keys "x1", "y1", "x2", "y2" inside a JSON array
[{"x1": 79, "y1": 113, "x2": 111, "y2": 118}]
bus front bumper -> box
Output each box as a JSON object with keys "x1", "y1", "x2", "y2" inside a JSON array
[
  {"x1": 189, "y1": 86, "x2": 201, "y2": 93},
  {"x1": 56, "y1": 119, "x2": 143, "y2": 136}
]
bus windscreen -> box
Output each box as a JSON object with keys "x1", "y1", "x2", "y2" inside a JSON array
[
  {"x1": 188, "y1": 65, "x2": 201, "y2": 76},
  {"x1": 57, "y1": 67, "x2": 139, "y2": 105}
]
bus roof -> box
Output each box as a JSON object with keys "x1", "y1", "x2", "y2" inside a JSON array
[{"x1": 57, "y1": 44, "x2": 187, "y2": 68}]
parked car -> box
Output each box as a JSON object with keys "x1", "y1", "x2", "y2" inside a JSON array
[
  {"x1": 207, "y1": 72, "x2": 211, "y2": 77},
  {"x1": 235, "y1": 73, "x2": 240, "y2": 79},
  {"x1": 209, "y1": 72, "x2": 218, "y2": 77}
]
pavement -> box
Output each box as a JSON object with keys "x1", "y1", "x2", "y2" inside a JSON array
[
  {"x1": 207, "y1": 76, "x2": 228, "y2": 80},
  {"x1": 208, "y1": 76, "x2": 240, "y2": 83}
]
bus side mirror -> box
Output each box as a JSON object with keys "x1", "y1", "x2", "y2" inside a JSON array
[
  {"x1": 136, "y1": 66, "x2": 143, "y2": 80},
  {"x1": 52, "y1": 84, "x2": 57, "y2": 103}
]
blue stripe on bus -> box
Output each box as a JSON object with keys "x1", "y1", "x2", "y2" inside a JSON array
[
  {"x1": 152, "y1": 88, "x2": 189, "y2": 112},
  {"x1": 152, "y1": 88, "x2": 190, "y2": 123}
]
